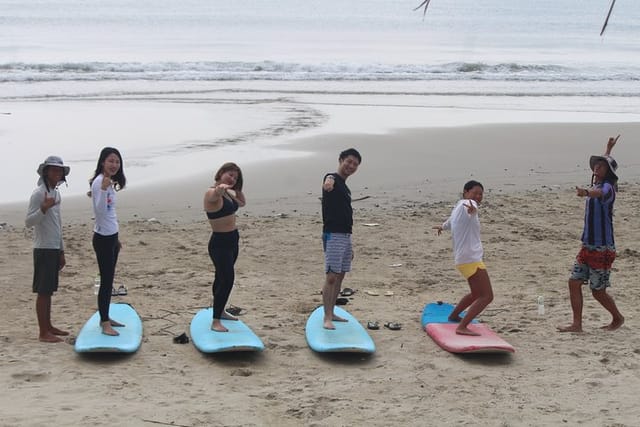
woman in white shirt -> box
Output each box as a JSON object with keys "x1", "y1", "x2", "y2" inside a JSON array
[
  {"x1": 89, "y1": 147, "x2": 127, "y2": 336},
  {"x1": 434, "y1": 180, "x2": 494, "y2": 336}
]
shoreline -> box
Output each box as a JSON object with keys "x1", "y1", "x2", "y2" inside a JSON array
[{"x1": 2, "y1": 120, "x2": 639, "y2": 227}]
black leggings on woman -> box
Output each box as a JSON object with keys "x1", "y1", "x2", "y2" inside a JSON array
[
  {"x1": 208, "y1": 229, "x2": 239, "y2": 319},
  {"x1": 93, "y1": 232, "x2": 120, "y2": 322}
]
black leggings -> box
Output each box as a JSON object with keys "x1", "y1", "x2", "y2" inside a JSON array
[
  {"x1": 93, "y1": 232, "x2": 120, "y2": 322},
  {"x1": 208, "y1": 230, "x2": 239, "y2": 319}
]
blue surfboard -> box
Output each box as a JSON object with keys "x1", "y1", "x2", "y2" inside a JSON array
[
  {"x1": 190, "y1": 308, "x2": 264, "y2": 353},
  {"x1": 74, "y1": 303, "x2": 143, "y2": 353},
  {"x1": 305, "y1": 306, "x2": 375, "y2": 353},
  {"x1": 421, "y1": 301, "x2": 477, "y2": 328}
]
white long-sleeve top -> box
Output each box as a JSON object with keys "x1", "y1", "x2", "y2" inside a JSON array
[
  {"x1": 25, "y1": 183, "x2": 64, "y2": 250},
  {"x1": 442, "y1": 199, "x2": 483, "y2": 265},
  {"x1": 91, "y1": 174, "x2": 119, "y2": 236}
]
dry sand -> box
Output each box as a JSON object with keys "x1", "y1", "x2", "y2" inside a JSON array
[{"x1": 2, "y1": 122, "x2": 640, "y2": 426}]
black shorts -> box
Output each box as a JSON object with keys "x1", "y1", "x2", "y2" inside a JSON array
[{"x1": 32, "y1": 248, "x2": 61, "y2": 295}]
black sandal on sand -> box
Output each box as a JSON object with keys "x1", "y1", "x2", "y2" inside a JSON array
[
  {"x1": 367, "y1": 321, "x2": 380, "y2": 330},
  {"x1": 384, "y1": 322, "x2": 402, "y2": 331},
  {"x1": 173, "y1": 332, "x2": 189, "y2": 344},
  {"x1": 340, "y1": 287, "x2": 356, "y2": 297},
  {"x1": 336, "y1": 297, "x2": 349, "y2": 306},
  {"x1": 226, "y1": 306, "x2": 243, "y2": 316}
]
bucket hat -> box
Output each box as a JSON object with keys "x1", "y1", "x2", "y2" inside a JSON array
[
  {"x1": 37, "y1": 155, "x2": 70, "y2": 185},
  {"x1": 37, "y1": 155, "x2": 70, "y2": 177},
  {"x1": 589, "y1": 155, "x2": 618, "y2": 181}
]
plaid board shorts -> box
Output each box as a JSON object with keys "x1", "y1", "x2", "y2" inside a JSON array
[{"x1": 322, "y1": 232, "x2": 352, "y2": 274}]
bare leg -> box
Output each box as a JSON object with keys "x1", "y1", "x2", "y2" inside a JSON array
[
  {"x1": 101, "y1": 320, "x2": 119, "y2": 336},
  {"x1": 456, "y1": 269, "x2": 493, "y2": 336},
  {"x1": 557, "y1": 279, "x2": 584, "y2": 332},
  {"x1": 322, "y1": 272, "x2": 347, "y2": 329},
  {"x1": 36, "y1": 295, "x2": 62, "y2": 343},
  {"x1": 211, "y1": 319, "x2": 228, "y2": 332},
  {"x1": 592, "y1": 288, "x2": 624, "y2": 331},
  {"x1": 449, "y1": 293, "x2": 475, "y2": 322}
]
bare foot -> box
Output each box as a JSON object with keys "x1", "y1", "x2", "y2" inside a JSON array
[
  {"x1": 211, "y1": 320, "x2": 228, "y2": 332},
  {"x1": 39, "y1": 332, "x2": 63, "y2": 343},
  {"x1": 557, "y1": 324, "x2": 583, "y2": 333},
  {"x1": 448, "y1": 315, "x2": 462, "y2": 322},
  {"x1": 101, "y1": 322, "x2": 120, "y2": 336},
  {"x1": 332, "y1": 315, "x2": 348, "y2": 323},
  {"x1": 221, "y1": 311, "x2": 238, "y2": 321},
  {"x1": 456, "y1": 327, "x2": 480, "y2": 336},
  {"x1": 110, "y1": 319, "x2": 125, "y2": 327},
  {"x1": 323, "y1": 320, "x2": 336, "y2": 330},
  {"x1": 50, "y1": 327, "x2": 69, "y2": 336},
  {"x1": 601, "y1": 316, "x2": 624, "y2": 331}
]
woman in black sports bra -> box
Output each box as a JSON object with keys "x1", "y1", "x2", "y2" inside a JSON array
[{"x1": 204, "y1": 162, "x2": 246, "y2": 332}]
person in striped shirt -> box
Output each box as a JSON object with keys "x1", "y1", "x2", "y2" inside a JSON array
[{"x1": 558, "y1": 136, "x2": 624, "y2": 333}]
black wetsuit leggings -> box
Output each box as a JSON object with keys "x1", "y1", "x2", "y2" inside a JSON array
[
  {"x1": 208, "y1": 230, "x2": 239, "y2": 319},
  {"x1": 93, "y1": 232, "x2": 120, "y2": 322}
]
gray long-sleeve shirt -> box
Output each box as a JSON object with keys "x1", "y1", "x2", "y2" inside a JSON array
[{"x1": 25, "y1": 183, "x2": 64, "y2": 250}]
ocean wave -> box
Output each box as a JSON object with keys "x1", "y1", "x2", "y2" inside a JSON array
[{"x1": 1, "y1": 60, "x2": 638, "y2": 83}]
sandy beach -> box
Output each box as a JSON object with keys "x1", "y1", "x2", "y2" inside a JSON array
[{"x1": 2, "y1": 121, "x2": 640, "y2": 426}]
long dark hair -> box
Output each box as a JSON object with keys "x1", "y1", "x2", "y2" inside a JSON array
[
  {"x1": 90, "y1": 147, "x2": 126, "y2": 191},
  {"x1": 214, "y1": 162, "x2": 243, "y2": 191}
]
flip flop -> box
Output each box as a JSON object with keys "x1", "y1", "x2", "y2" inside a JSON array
[
  {"x1": 340, "y1": 287, "x2": 355, "y2": 297},
  {"x1": 111, "y1": 287, "x2": 118, "y2": 296},
  {"x1": 384, "y1": 322, "x2": 402, "y2": 331},
  {"x1": 117, "y1": 285, "x2": 128, "y2": 296},
  {"x1": 367, "y1": 321, "x2": 380, "y2": 330},
  {"x1": 336, "y1": 297, "x2": 349, "y2": 306}
]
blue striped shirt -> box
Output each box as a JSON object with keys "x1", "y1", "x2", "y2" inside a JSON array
[{"x1": 581, "y1": 182, "x2": 615, "y2": 247}]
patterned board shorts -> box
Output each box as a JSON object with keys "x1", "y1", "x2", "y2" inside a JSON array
[
  {"x1": 322, "y1": 232, "x2": 352, "y2": 274},
  {"x1": 570, "y1": 245, "x2": 616, "y2": 290}
]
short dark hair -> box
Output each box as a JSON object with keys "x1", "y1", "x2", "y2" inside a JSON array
[
  {"x1": 339, "y1": 148, "x2": 362, "y2": 164},
  {"x1": 463, "y1": 180, "x2": 483, "y2": 193}
]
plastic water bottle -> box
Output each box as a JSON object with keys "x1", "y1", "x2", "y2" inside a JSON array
[
  {"x1": 93, "y1": 275, "x2": 101, "y2": 295},
  {"x1": 537, "y1": 295, "x2": 545, "y2": 316}
]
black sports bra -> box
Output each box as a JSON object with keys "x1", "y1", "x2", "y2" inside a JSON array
[{"x1": 206, "y1": 196, "x2": 239, "y2": 219}]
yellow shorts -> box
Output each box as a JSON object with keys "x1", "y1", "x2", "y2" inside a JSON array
[{"x1": 456, "y1": 261, "x2": 486, "y2": 280}]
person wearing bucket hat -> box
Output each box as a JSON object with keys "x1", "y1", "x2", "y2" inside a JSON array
[
  {"x1": 558, "y1": 136, "x2": 624, "y2": 333},
  {"x1": 89, "y1": 147, "x2": 127, "y2": 336},
  {"x1": 25, "y1": 155, "x2": 71, "y2": 342}
]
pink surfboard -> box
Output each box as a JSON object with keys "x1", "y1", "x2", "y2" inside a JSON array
[{"x1": 425, "y1": 322, "x2": 515, "y2": 354}]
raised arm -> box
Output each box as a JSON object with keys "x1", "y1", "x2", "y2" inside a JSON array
[{"x1": 605, "y1": 134, "x2": 620, "y2": 156}]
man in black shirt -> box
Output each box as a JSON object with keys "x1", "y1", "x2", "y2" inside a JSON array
[{"x1": 321, "y1": 148, "x2": 362, "y2": 329}]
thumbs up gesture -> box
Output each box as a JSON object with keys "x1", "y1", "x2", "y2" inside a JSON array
[{"x1": 40, "y1": 191, "x2": 56, "y2": 213}]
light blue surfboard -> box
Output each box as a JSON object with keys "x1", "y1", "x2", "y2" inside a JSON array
[
  {"x1": 421, "y1": 301, "x2": 478, "y2": 329},
  {"x1": 305, "y1": 306, "x2": 375, "y2": 353},
  {"x1": 190, "y1": 308, "x2": 264, "y2": 353},
  {"x1": 74, "y1": 303, "x2": 143, "y2": 353}
]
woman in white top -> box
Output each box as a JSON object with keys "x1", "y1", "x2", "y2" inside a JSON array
[
  {"x1": 434, "y1": 180, "x2": 494, "y2": 336},
  {"x1": 89, "y1": 147, "x2": 126, "y2": 336}
]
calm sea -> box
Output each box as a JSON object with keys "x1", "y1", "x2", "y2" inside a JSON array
[{"x1": 1, "y1": 0, "x2": 639, "y2": 202}]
